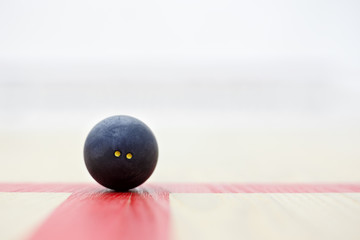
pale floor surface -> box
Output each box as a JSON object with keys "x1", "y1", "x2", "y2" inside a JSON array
[
  {"x1": 2, "y1": 192, "x2": 360, "y2": 240},
  {"x1": 0, "y1": 193, "x2": 71, "y2": 240},
  {"x1": 1, "y1": 126, "x2": 360, "y2": 239},
  {"x1": 170, "y1": 193, "x2": 360, "y2": 240}
]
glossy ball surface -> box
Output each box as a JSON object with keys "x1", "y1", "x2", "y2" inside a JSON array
[{"x1": 84, "y1": 115, "x2": 158, "y2": 191}]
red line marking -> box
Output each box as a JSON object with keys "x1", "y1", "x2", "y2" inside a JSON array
[
  {"x1": 29, "y1": 189, "x2": 170, "y2": 240},
  {"x1": 1, "y1": 183, "x2": 360, "y2": 240},
  {"x1": 0, "y1": 182, "x2": 101, "y2": 193},
  {"x1": 1, "y1": 182, "x2": 360, "y2": 193}
]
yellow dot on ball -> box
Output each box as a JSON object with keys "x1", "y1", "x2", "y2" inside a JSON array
[
  {"x1": 114, "y1": 151, "x2": 121, "y2": 157},
  {"x1": 126, "y1": 153, "x2": 133, "y2": 159}
]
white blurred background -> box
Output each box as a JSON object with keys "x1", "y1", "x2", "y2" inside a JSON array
[{"x1": 0, "y1": 0, "x2": 360, "y2": 183}]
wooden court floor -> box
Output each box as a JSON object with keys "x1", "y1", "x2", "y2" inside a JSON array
[
  {"x1": 1, "y1": 127, "x2": 360, "y2": 240},
  {"x1": 1, "y1": 183, "x2": 360, "y2": 240}
]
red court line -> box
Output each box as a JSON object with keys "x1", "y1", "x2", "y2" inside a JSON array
[
  {"x1": 160, "y1": 183, "x2": 360, "y2": 193},
  {"x1": 1, "y1": 182, "x2": 360, "y2": 193},
  {"x1": 0, "y1": 182, "x2": 102, "y2": 193},
  {"x1": 29, "y1": 188, "x2": 170, "y2": 240},
  {"x1": 1, "y1": 183, "x2": 360, "y2": 240}
]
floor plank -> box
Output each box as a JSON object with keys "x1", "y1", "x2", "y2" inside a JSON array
[
  {"x1": 0, "y1": 192, "x2": 70, "y2": 240},
  {"x1": 170, "y1": 193, "x2": 360, "y2": 240}
]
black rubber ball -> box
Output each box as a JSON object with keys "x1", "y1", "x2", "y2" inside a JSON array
[{"x1": 84, "y1": 115, "x2": 158, "y2": 191}]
